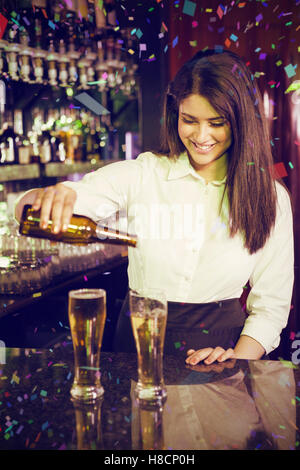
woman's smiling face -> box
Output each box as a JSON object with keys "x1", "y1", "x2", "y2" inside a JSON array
[{"x1": 178, "y1": 94, "x2": 232, "y2": 181}]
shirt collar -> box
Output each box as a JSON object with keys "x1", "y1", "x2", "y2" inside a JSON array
[{"x1": 167, "y1": 152, "x2": 227, "y2": 186}]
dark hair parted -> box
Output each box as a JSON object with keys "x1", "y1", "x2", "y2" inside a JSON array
[{"x1": 159, "y1": 49, "x2": 281, "y2": 255}]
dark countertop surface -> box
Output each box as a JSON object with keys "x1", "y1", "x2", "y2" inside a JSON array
[{"x1": 0, "y1": 344, "x2": 299, "y2": 451}]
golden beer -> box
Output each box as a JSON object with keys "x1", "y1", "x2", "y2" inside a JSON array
[
  {"x1": 68, "y1": 289, "x2": 106, "y2": 402},
  {"x1": 130, "y1": 289, "x2": 167, "y2": 405}
]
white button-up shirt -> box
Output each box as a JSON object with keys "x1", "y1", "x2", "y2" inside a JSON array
[{"x1": 63, "y1": 152, "x2": 294, "y2": 354}]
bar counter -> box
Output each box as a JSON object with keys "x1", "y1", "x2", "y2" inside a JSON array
[{"x1": 0, "y1": 344, "x2": 299, "y2": 451}]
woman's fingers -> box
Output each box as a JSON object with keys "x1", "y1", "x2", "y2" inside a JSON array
[
  {"x1": 217, "y1": 348, "x2": 235, "y2": 363},
  {"x1": 185, "y1": 347, "x2": 235, "y2": 365},
  {"x1": 61, "y1": 192, "x2": 77, "y2": 231},
  {"x1": 185, "y1": 347, "x2": 214, "y2": 365},
  {"x1": 186, "y1": 349, "x2": 196, "y2": 356},
  {"x1": 31, "y1": 184, "x2": 77, "y2": 233}
]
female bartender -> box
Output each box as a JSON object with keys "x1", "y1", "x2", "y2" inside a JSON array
[{"x1": 15, "y1": 49, "x2": 294, "y2": 365}]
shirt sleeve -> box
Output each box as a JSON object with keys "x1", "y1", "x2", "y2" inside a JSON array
[
  {"x1": 240, "y1": 182, "x2": 294, "y2": 354},
  {"x1": 62, "y1": 153, "x2": 151, "y2": 222}
]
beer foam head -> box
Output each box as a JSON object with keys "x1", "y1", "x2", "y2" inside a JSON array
[{"x1": 69, "y1": 288, "x2": 106, "y2": 300}]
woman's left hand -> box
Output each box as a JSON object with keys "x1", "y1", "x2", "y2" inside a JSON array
[{"x1": 185, "y1": 346, "x2": 235, "y2": 365}]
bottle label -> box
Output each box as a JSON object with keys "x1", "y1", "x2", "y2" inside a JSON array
[{"x1": 19, "y1": 147, "x2": 30, "y2": 164}]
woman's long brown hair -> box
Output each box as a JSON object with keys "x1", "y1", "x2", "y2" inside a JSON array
[{"x1": 158, "y1": 49, "x2": 280, "y2": 255}]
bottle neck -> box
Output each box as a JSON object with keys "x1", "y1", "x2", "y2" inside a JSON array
[{"x1": 95, "y1": 224, "x2": 137, "y2": 247}]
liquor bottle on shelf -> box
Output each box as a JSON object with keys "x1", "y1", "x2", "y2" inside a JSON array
[
  {"x1": 85, "y1": 113, "x2": 100, "y2": 162},
  {"x1": 0, "y1": 111, "x2": 18, "y2": 164},
  {"x1": 14, "y1": 109, "x2": 31, "y2": 164},
  {"x1": 19, "y1": 205, "x2": 137, "y2": 247},
  {"x1": 49, "y1": 133, "x2": 66, "y2": 163},
  {"x1": 39, "y1": 130, "x2": 53, "y2": 164}
]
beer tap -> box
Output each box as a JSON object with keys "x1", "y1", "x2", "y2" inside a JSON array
[
  {"x1": 78, "y1": 57, "x2": 89, "y2": 89},
  {"x1": 106, "y1": 35, "x2": 116, "y2": 89},
  {"x1": 6, "y1": 44, "x2": 20, "y2": 81},
  {"x1": 32, "y1": 49, "x2": 46, "y2": 84},
  {"x1": 114, "y1": 37, "x2": 125, "y2": 87},
  {"x1": 58, "y1": 40, "x2": 69, "y2": 87},
  {"x1": 46, "y1": 33, "x2": 59, "y2": 87},
  {"x1": 86, "y1": 54, "x2": 96, "y2": 84},
  {"x1": 0, "y1": 46, "x2": 6, "y2": 77},
  {"x1": 67, "y1": 14, "x2": 80, "y2": 86},
  {"x1": 19, "y1": 29, "x2": 32, "y2": 83},
  {"x1": 84, "y1": 37, "x2": 97, "y2": 85},
  {"x1": 47, "y1": 54, "x2": 58, "y2": 86},
  {"x1": 95, "y1": 37, "x2": 108, "y2": 92}
]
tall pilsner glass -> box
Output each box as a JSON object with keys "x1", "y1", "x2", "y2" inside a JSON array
[
  {"x1": 129, "y1": 288, "x2": 167, "y2": 406},
  {"x1": 68, "y1": 288, "x2": 106, "y2": 402}
]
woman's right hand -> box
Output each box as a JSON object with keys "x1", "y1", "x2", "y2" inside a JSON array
[{"x1": 16, "y1": 183, "x2": 77, "y2": 233}]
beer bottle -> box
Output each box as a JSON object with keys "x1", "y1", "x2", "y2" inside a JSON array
[{"x1": 19, "y1": 205, "x2": 137, "y2": 247}]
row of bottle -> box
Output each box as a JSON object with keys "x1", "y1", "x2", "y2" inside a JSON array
[
  {"x1": 0, "y1": 1, "x2": 137, "y2": 92},
  {"x1": 2, "y1": 2, "x2": 117, "y2": 53},
  {"x1": 0, "y1": 106, "x2": 114, "y2": 165}
]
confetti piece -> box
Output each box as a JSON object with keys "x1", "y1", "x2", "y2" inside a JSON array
[
  {"x1": 270, "y1": 162, "x2": 288, "y2": 179},
  {"x1": 172, "y1": 36, "x2": 178, "y2": 47},
  {"x1": 230, "y1": 34, "x2": 238, "y2": 42},
  {"x1": 215, "y1": 45, "x2": 224, "y2": 53},
  {"x1": 48, "y1": 20, "x2": 56, "y2": 30},
  {"x1": 135, "y1": 28, "x2": 143, "y2": 39},
  {"x1": 285, "y1": 81, "x2": 300, "y2": 94},
  {"x1": 182, "y1": 0, "x2": 196, "y2": 16},
  {"x1": 162, "y1": 21, "x2": 168, "y2": 31},
  {"x1": 279, "y1": 358, "x2": 298, "y2": 369},
  {"x1": 74, "y1": 92, "x2": 110, "y2": 116},
  {"x1": 284, "y1": 64, "x2": 297, "y2": 78},
  {"x1": 22, "y1": 16, "x2": 30, "y2": 26},
  {"x1": 16, "y1": 425, "x2": 24, "y2": 434},
  {"x1": 259, "y1": 53, "x2": 267, "y2": 60},
  {"x1": 217, "y1": 5, "x2": 224, "y2": 19},
  {"x1": 32, "y1": 292, "x2": 42, "y2": 298}
]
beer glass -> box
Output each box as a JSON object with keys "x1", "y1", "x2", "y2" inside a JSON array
[
  {"x1": 129, "y1": 288, "x2": 167, "y2": 406},
  {"x1": 68, "y1": 288, "x2": 106, "y2": 403}
]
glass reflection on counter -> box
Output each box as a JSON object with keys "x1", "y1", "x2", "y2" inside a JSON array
[
  {"x1": 72, "y1": 398, "x2": 104, "y2": 450},
  {"x1": 131, "y1": 360, "x2": 297, "y2": 450},
  {"x1": 131, "y1": 386, "x2": 165, "y2": 450}
]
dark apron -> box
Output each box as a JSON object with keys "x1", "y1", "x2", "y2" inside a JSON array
[{"x1": 113, "y1": 292, "x2": 246, "y2": 358}]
